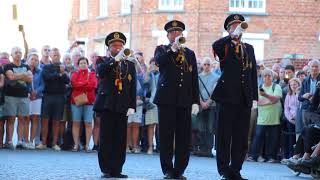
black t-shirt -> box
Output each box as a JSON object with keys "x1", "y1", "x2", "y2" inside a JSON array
[{"x1": 4, "y1": 63, "x2": 31, "y2": 97}]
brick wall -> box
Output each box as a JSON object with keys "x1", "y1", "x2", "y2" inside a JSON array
[{"x1": 69, "y1": 0, "x2": 320, "y2": 62}]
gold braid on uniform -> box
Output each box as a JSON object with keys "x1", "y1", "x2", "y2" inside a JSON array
[
  {"x1": 113, "y1": 61, "x2": 129, "y2": 93},
  {"x1": 170, "y1": 48, "x2": 190, "y2": 73},
  {"x1": 234, "y1": 42, "x2": 249, "y2": 71}
]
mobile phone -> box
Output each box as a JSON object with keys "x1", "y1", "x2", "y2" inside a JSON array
[
  {"x1": 76, "y1": 41, "x2": 85, "y2": 45},
  {"x1": 259, "y1": 88, "x2": 265, "y2": 92},
  {"x1": 18, "y1": 25, "x2": 24, "y2": 32}
]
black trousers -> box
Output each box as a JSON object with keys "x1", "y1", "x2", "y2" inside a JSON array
[
  {"x1": 216, "y1": 102, "x2": 251, "y2": 176},
  {"x1": 158, "y1": 105, "x2": 191, "y2": 176},
  {"x1": 98, "y1": 110, "x2": 127, "y2": 175}
]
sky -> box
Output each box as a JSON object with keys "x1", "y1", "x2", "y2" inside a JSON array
[{"x1": 0, "y1": 0, "x2": 72, "y2": 54}]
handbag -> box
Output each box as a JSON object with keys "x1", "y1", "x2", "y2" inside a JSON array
[
  {"x1": 74, "y1": 71, "x2": 89, "y2": 106},
  {"x1": 74, "y1": 93, "x2": 88, "y2": 106}
]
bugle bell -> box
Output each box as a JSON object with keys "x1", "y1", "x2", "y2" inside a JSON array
[
  {"x1": 232, "y1": 22, "x2": 248, "y2": 38},
  {"x1": 115, "y1": 48, "x2": 132, "y2": 61}
]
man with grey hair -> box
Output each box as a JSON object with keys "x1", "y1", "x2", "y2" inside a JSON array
[
  {"x1": 299, "y1": 59, "x2": 320, "y2": 127},
  {"x1": 36, "y1": 48, "x2": 70, "y2": 151},
  {"x1": 40, "y1": 45, "x2": 51, "y2": 69},
  {"x1": 3, "y1": 46, "x2": 33, "y2": 149}
]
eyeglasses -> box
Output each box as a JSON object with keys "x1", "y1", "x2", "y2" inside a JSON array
[{"x1": 204, "y1": 64, "x2": 210, "y2": 66}]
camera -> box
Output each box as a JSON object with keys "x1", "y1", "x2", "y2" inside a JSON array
[
  {"x1": 259, "y1": 88, "x2": 265, "y2": 92},
  {"x1": 76, "y1": 41, "x2": 85, "y2": 45},
  {"x1": 18, "y1": 25, "x2": 24, "y2": 32}
]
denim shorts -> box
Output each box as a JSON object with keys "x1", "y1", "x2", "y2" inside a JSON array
[
  {"x1": 4, "y1": 96, "x2": 30, "y2": 117},
  {"x1": 71, "y1": 105, "x2": 93, "y2": 124}
]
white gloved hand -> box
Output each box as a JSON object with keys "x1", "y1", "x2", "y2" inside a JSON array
[
  {"x1": 252, "y1": 100, "x2": 258, "y2": 109},
  {"x1": 126, "y1": 108, "x2": 135, "y2": 116},
  {"x1": 171, "y1": 42, "x2": 179, "y2": 52},
  {"x1": 191, "y1": 104, "x2": 199, "y2": 115},
  {"x1": 115, "y1": 49, "x2": 125, "y2": 62}
]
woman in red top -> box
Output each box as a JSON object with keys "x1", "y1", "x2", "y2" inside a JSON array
[{"x1": 71, "y1": 57, "x2": 97, "y2": 152}]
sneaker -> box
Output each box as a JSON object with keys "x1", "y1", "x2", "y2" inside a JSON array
[
  {"x1": 287, "y1": 157, "x2": 300, "y2": 165},
  {"x1": 92, "y1": 145, "x2": 99, "y2": 152},
  {"x1": 257, "y1": 156, "x2": 266, "y2": 162},
  {"x1": 36, "y1": 143, "x2": 47, "y2": 150},
  {"x1": 132, "y1": 147, "x2": 141, "y2": 154},
  {"x1": 126, "y1": 147, "x2": 132, "y2": 153},
  {"x1": 52, "y1": 144, "x2": 61, "y2": 151},
  {"x1": 246, "y1": 156, "x2": 256, "y2": 162},
  {"x1": 28, "y1": 142, "x2": 36, "y2": 150},
  {"x1": 4, "y1": 143, "x2": 15, "y2": 150},
  {"x1": 16, "y1": 143, "x2": 24, "y2": 150},
  {"x1": 147, "y1": 147, "x2": 153, "y2": 155}
]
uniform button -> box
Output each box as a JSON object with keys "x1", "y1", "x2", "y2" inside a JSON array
[
  {"x1": 242, "y1": 74, "x2": 245, "y2": 77},
  {"x1": 181, "y1": 79, "x2": 183, "y2": 82},
  {"x1": 181, "y1": 67, "x2": 183, "y2": 70},
  {"x1": 241, "y1": 81, "x2": 244, "y2": 83},
  {"x1": 161, "y1": 84, "x2": 164, "y2": 87},
  {"x1": 181, "y1": 73, "x2": 183, "y2": 75},
  {"x1": 179, "y1": 84, "x2": 182, "y2": 87}
]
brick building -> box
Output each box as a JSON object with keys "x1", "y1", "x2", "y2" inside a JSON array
[{"x1": 68, "y1": 0, "x2": 320, "y2": 63}]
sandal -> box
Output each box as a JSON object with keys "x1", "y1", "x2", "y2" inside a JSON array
[
  {"x1": 72, "y1": 145, "x2": 79, "y2": 152},
  {"x1": 85, "y1": 146, "x2": 91, "y2": 153}
]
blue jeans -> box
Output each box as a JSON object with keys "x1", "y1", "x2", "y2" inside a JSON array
[{"x1": 250, "y1": 125, "x2": 280, "y2": 160}]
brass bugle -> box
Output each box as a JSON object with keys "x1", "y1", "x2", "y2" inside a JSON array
[
  {"x1": 123, "y1": 48, "x2": 131, "y2": 57},
  {"x1": 240, "y1": 22, "x2": 248, "y2": 30},
  {"x1": 178, "y1": 36, "x2": 186, "y2": 44},
  {"x1": 115, "y1": 48, "x2": 132, "y2": 61}
]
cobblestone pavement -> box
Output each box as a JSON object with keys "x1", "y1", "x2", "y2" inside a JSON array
[{"x1": 0, "y1": 149, "x2": 314, "y2": 180}]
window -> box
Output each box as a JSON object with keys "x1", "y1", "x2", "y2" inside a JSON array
[
  {"x1": 99, "y1": 0, "x2": 108, "y2": 17},
  {"x1": 94, "y1": 42, "x2": 106, "y2": 56},
  {"x1": 121, "y1": 0, "x2": 132, "y2": 14},
  {"x1": 123, "y1": 33, "x2": 131, "y2": 48},
  {"x1": 79, "y1": 0, "x2": 88, "y2": 20},
  {"x1": 229, "y1": 0, "x2": 266, "y2": 13},
  {"x1": 222, "y1": 32, "x2": 270, "y2": 61},
  {"x1": 158, "y1": 0, "x2": 184, "y2": 11}
]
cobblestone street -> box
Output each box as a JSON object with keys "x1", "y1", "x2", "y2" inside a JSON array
[{"x1": 0, "y1": 149, "x2": 313, "y2": 180}]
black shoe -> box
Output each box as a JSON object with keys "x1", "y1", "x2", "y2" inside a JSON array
[
  {"x1": 112, "y1": 173, "x2": 128, "y2": 178},
  {"x1": 232, "y1": 172, "x2": 248, "y2": 180},
  {"x1": 175, "y1": 175, "x2": 187, "y2": 180},
  {"x1": 92, "y1": 145, "x2": 99, "y2": 152},
  {"x1": 163, "y1": 172, "x2": 174, "y2": 179},
  {"x1": 16, "y1": 143, "x2": 24, "y2": 150},
  {"x1": 220, "y1": 175, "x2": 231, "y2": 180},
  {"x1": 101, "y1": 173, "x2": 112, "y2": 178}
]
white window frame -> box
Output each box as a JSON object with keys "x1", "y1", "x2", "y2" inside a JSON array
[
  {"x1": 222, "y1": 32, "x2": 270, "y2": 61},
  {"x1": 123, "y1": 33, "x2": 131, "y2": 49},
  {"x1": 99, "y1": 0, "x2": 108, "y2": 17},
  {"x1": 229, "y1": 0, "x2": 266, "y2": 13},
  {"x1": 121, "y1": 0, "x2": 132, "y2": 15},
  {"x1": 79, "y1": 0, "x2": 88, "y2": 20},
  {"x1": 158, "y1": 0, "x2": 184, "y2": 11}
]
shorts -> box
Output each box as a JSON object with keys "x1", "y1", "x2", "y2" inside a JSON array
[
  {"x1": 42, "y1": 95, "x2": 65, "y2": 120},
  {"x1": 29, "y1": 99, "x2": 42, "y2": 115},
  {"x1": 145, "y1": 106, "x2": 158, "y2": 125},
  {"x1": 128, "y1": 105, "x2": 143, "y2": 124},
  {"x1": 71, "y1": 105, "x2": 93, "y2": 124},
  {"x1": 4, "y1": 96, "x2": 29, "y2": 116}
]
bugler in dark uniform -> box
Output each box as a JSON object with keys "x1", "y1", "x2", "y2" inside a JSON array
[
  {"x1": 95, "y1": 32, "x2": 136, "y2": 179},
  {"x1": 211, "y1": 14, "x2": 258, "y2": 180},
  {"x1": 154, "y1": 20, "x2": 200, "y2": 180}
]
